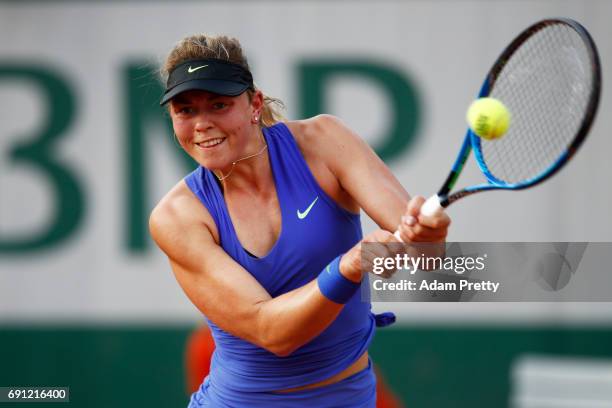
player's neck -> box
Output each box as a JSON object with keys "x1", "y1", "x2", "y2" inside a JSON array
[{"x1": 217, "y1": 130, "x2": 273, "y2": 194}]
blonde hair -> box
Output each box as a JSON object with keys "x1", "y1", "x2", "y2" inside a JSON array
[{"x1": 162, "y1": 34, "x2": 285, "y2": 127}]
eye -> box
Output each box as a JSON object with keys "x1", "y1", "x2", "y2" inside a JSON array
[
  {"x1": 211, "y1": 102, "x2": 228, "y2": 110},
  {"x1": 177, "y1": 106, "x2": 194, "y2": 114},
  {"x1": 172, "y1": 104, "x2": 194, "y2": 116}
]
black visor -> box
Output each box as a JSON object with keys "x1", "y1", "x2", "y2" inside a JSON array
[{"x1": 160, "y1": 58, "x2": 254, "y2": 105}]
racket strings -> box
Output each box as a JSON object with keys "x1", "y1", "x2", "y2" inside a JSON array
[
  {"x1": 525, "y1": 26, "x2": 588, "y2": 177},
  {"x1": 499, "y1": 27, "x2": 579, "y2": 181},
  {"x1": 480, "y1": 22, "x2": 593, "y2": 185}
]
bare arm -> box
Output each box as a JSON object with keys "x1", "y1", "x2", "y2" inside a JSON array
[
  {"x1": 300, "y1": 114, "x2": 410, "y2": 231},
  {"x1": 298, "y1": 115, "x2": 450, "y2": 278},
  {"x1": 150, "y1": 184, "x2": 346, "y2": 357}
]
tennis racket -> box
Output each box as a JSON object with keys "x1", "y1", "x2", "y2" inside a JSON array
[{"x1": 414, "y1": 18, "x2": 601, "y2": 219}]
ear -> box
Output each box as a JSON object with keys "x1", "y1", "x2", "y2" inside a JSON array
[{"x1": 250, "y1": 90, "x2": 264, "y2": 123}]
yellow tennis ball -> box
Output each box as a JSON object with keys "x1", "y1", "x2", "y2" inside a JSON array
[{"x1": 466, "y1": 97, "x2": 510, "y2": 140}]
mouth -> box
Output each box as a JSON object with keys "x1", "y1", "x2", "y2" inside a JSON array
[{"x1": 195, "y1": 137, "x2": 226, "y2": 149}]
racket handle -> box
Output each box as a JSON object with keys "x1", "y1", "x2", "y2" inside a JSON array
[{"x1": 420, "y1": 194, "x2": 442, "y2": 217}]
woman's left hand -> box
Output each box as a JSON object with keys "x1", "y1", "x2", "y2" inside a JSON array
[{"x1": 395, "y1": 195, "x2": 451, "y2": 243}]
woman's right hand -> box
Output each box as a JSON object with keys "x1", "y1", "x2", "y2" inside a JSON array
[{"x1": 339, "y1": 229, "x2": 402, "y2": 282}]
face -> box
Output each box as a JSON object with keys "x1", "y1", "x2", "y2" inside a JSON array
[{"x1": 169, "y1": 89, "x2": 262, "y2": 171}]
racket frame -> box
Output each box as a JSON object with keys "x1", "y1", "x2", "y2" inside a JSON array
[{"x1": 435, "y1": 18, "x2": 601, "y2": 210}]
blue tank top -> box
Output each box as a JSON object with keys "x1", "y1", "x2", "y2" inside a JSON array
[{"x1": 184, "y1": 122, "x2": 379, "y2": 393}]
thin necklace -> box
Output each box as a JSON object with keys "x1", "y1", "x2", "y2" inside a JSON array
[{"x1": 215, "y1": 134, "x2": 268, "y2": 182}]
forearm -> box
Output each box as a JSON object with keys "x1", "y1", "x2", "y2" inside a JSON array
[{"x1": 256, "y1": 279, "x2": 345, "y2": 357}]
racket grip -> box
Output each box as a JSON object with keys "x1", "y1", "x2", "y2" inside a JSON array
[
  {"x1": 420, "y1": 194, "x2": 442, "y2": 217},
  {"x1": 393, "y1": 230, "x2": 404, "y2": 243}
]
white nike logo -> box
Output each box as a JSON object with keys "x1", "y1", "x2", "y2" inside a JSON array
[
  {"x1": 187, "y1": 65, "x2": 209, "y2": 73},
  {"x1": 297, "y1": 197, "x2": 319, "y2": 219}
]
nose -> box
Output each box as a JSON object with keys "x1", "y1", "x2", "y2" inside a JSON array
[{"x1": 194, "y1": 113, "x2": 214, "y2": 133}]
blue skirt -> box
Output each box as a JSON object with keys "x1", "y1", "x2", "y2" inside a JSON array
[{"x1": 188, "y1": 361, "x2": 376, "y2": 408}]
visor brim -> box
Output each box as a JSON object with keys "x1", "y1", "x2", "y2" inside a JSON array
[{"x1": 160, "y1": 79, "x2": 250, "y2": 105}]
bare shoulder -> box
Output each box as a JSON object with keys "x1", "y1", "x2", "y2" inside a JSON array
[
  {"x1": 287, "y1": 114, "x2": 355, "y2": 150},
  {"x1": 149, "y1": 180, "x2": 218, "y2": 257},
  {"x1": 286, "y1": 114, "x2": 361, "y2": 167}
]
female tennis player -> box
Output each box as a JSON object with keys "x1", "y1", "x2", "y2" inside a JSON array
[{"x1": 150, "y1": 34, "x2": 450, "y2": 407}]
